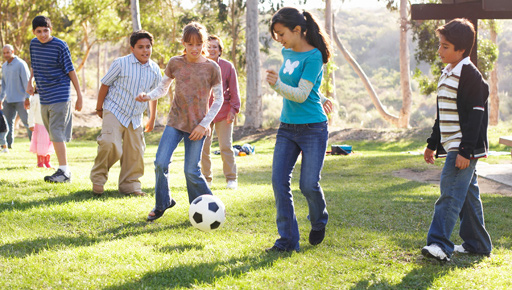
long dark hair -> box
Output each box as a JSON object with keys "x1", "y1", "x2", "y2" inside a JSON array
[{"x1": 270, "y1": 7, "x2": 331, "y2": 64}]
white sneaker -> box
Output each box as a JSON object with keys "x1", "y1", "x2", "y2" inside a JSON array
[
  {"x1": 422, "y1": 244, "x2": 450, "y2": 261},
  {"x1": 454, "y1": 244, "x2": 469, "y2": 254},
  {"x1": 1, "y1": 148, "x2": 8, "y2": 153},
  {"x1": 226, "y1": 180, "x2": 238, "y2": 190}
]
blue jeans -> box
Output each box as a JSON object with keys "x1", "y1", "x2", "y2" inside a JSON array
[
  {"x1": 3, "y1": 101, "x2": 32, "y2": 146},
  {"x1": 272, "y1": 121, "x2": 329, "y2": 251},
  {"x1": 153, "y1": 126, "x2": 211, "y2": 211},
  {"x1": 427, "y1": 151, "x2": 492, "y2": 257}
]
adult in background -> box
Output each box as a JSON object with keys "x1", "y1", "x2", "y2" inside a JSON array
[
  {"x1": 0, "y1": 44, "x2": 32, "y2": 150},
  {"x1": 201, "y1": 35, "x2": 241, "y2": 190}
]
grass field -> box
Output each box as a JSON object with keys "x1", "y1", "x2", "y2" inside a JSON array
[{"x1": 1, "y1": 125, "x2": 511, "y2": 289}]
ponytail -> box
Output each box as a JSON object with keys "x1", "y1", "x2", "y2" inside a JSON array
[
  {"x1": 270, "y1": 7, "x2": 332, "y2": 64},
  {"x1": 303, "y1": 11, "x2": 331, "y2": 64}
]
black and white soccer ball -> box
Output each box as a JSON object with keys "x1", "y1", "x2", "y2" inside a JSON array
[{"x1": 189, "y1": 195, "x2": 226, "y2": 232}]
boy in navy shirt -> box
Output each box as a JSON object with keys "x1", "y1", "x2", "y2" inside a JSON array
[
  {"x1": 27, "y1": 15, "x2": 83, "y2": 183},
  {"x1": 422, "y1": 18, "x2": 492, "y2": 262}
]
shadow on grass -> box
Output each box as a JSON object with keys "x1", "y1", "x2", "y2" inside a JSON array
[
  {"x1": 0, "y1": 188, "x2": 147, "y2": 214},
  {"x1": 104, "y1": 252, "x2": 283, "y2": 289},
  {"x1": 351, "y1": 254, "x2": 487, "y2": 289},
  {"x1": 0, "y1": 220, "x2": 191, "y2": 258}
]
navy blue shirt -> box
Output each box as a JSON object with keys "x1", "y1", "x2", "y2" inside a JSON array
[{"x1": 29, "y1": 37, "x2": 75, "y2": 105}]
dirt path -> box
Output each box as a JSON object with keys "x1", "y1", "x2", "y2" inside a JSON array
[{"x1": 393, "y1": 168, "x2": 512, "y2": 196}]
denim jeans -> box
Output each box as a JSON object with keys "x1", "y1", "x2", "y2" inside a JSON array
[
  {"x1": 427, "y1": 151, "x2": 492, "y2": 257},
  {"x1": 272, "y1": 121, "x2": 329, "y2": 251},
  {"x1": 3, "y1": 101, "x2": 32, "y2": 146},
  {"x1": 153, "y1": 126, "x2": 211, "y2": 211}
]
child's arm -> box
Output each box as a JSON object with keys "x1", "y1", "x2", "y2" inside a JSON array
[
  {"x1": 145, "y1": 100, "x2": 158, "y2": 132},
  {"x1": 95, "y1": 84, "x2": 109, "y2": 119},
  {"x1": 189, "y1": 83, "x2": 223, "y2": 141},
  {"x1": 68, "y1": 70, "x2": 83, "y2": 111},
  {"x1": 136, "y1": 75, "x2": 173, "y2": 102},
  {"x1": 27, "y1": 68, "x2": 35, "y2": 96}
]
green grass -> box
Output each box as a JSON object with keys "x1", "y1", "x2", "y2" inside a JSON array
[{"x1": 1, "y1": 126, "x2": 512, "y2": 289}]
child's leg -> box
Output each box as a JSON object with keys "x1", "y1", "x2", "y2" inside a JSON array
[
  {"x1": 183, "y1": 134, "x2": 211, "y2": 204},
  {"x1": 459, "y1": 169, "x2": 493, "y2": 254},
  {"x1": 37, "y1": 155, "x2": 45, "y2": 167},
  {"x1": 118, "y1": 123, "x2": 145, "y2": 194},
  {"x1": 153, "y1": 126, "x2": 183, "y2": 211},
  {"x1": 426, "y1": 151, "x2": 477, "y2": 257},
  {"x1": 271, "y1": 124, "x2": 302, "y2": 252}
]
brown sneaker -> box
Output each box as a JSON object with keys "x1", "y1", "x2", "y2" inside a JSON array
[{"x1": 92, "y1": 184, "x2": 104, "y2": 196}]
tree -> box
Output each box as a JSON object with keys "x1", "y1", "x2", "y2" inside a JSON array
[
  {"x1": 244, "y1": 0, "x2": 262, "y2": 128},
  {"x1": 488, "y1": 19, "x2": 499, "y2": 125},
  {"x1": 398, "y1": 0, "x2": 412, "y2": 128},
  {"x1": 332, "y1": 24, "x2": 401, "y2": 127},
  {"x1": 131, "y1": 0, "x2": 142, "y2": 31},
  {"x1": 324, "y1": 0, "x2": 336, "y2": 99}
]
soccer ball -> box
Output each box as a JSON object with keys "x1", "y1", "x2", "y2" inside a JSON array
[{"x1": 189, "y1": 195, "x2": 226, "y2": 232}]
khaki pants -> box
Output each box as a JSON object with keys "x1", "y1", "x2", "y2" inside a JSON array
[
  {"x1": 201, "y1": 119, "x2": 237, "y2": 182},
  {"x1": 90, "y1": 110, "x2": 145, "y2": 193}
]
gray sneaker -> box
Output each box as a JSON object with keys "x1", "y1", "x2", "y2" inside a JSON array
[{"x1": 44, "y1": 169, "x2": 71, "y2": 183}]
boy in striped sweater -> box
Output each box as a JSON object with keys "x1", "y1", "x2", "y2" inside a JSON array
[
  {"x1": 27, "y1": 15, "x2": 83, "y2": 183},
  {"x1": 421, "y1": 18, "x2": 492, "y2": 262}
]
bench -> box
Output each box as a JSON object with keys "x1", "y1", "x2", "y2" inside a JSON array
[{"x1": 499, "y1": 136, "x2": 512, "y2": 157}]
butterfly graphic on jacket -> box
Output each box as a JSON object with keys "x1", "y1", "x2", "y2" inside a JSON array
[{"x1": 283, "y1": 59, "x2": 300, "y2": 75}]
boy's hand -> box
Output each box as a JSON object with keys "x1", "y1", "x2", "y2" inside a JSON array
[
  {"x1": 24, "y1": 98, "x2": 30, "y2": 110},
  {"x1": 424, "y1": 148, "x2": 435, "y2": 164},
  {"x1": 189, "y1": 125, "x2": 208, "y2": 141},
  {"x1": 96, "y1": 110, "x2": 103, "y2": 118},
  {"x1": 75, "y1": 94, "x2": 83, "y2": 111},
  {"x1": 266, "y1": 69, "x2": 278, "y2": 86},
  {"x1": 136, "y1": 93, "x2": 150, "y2": 102},
  {"x1": 29, "y1": 126, "x2": 34, "y2": 132},
  {"x1": 323, "y1": 99, "x2": 333, "y2": 114},
  {"x1": 455, "y1": 154, "x2": 470, "y2": 170}
]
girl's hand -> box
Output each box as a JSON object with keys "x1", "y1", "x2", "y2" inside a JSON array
[
  {"x1": 266, "y1": 69, "x2": 278, "y2": 86},
  {"x1": 136, "y1": 92, "x2": 150, "y2": 102},
  {"x1": 189, "y1": 125, "x2": 207, "y2": 141},
  {"x1": 29, "y1": 126, "x2": 35, "y2": 132},
  {"x1": 323, "y1": 99, "x2": 333, "y2": 114}
]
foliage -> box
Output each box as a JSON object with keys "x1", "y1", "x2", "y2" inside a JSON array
[{"x1": 1, "y1": 128, "x2": 512, "y2": 288}]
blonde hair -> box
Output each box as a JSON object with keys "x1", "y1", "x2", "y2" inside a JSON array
[{"x1": 182, "y1": 22, "x2": 208, "y2": 55}]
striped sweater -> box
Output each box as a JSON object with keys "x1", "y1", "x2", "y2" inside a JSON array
[{"x1": 427, "y1": 57, "x2": 489, "y2": 159}]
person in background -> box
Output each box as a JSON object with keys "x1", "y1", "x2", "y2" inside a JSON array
[
  {"x1": 201, "y1": 35, "x2": 241, "y2": 190},
  {"x1": 28, "y1": 90, "x2": 54, "y2": 168},
  {"x1": 0, "y1": 44, "x2": 31, "y2": 150}
]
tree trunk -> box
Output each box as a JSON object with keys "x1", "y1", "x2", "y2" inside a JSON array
[
  {"x1": 333, "y1": 23, "x2": 399, "y2": 126},
  {"x1": 230, "y1": 0, "x2": 239, "y2": 71},
  {"x1": 398, "y1": 0, "x2": 412, "y2": 128},
  {"x1": 131, "y1": 0, "x2": 142, "y2": 31},
  {"x1": 324, "y1": 0, "x2": 336, "y2": 99},
  {"x1": 244, "y1": 0, "x2": 262, "y2": 128},
  {"x1": 489, "y1": 19, "x2": 499, "y2": 126}
]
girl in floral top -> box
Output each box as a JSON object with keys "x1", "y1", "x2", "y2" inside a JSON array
[{"x1": 136, "y1": 22, "x2": 223, "y2": 221}]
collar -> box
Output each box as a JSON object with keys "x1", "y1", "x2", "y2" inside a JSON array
[
  {"x1": 442, "y1": 56, "x2": 471, "y2": 77},
  {"x1": 129, "y1": 53, "x2": 149, "y2": 67}
]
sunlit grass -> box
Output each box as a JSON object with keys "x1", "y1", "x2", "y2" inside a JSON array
[{"x1": 1, "y1": 125, "x2": 511, "y2": 289}]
